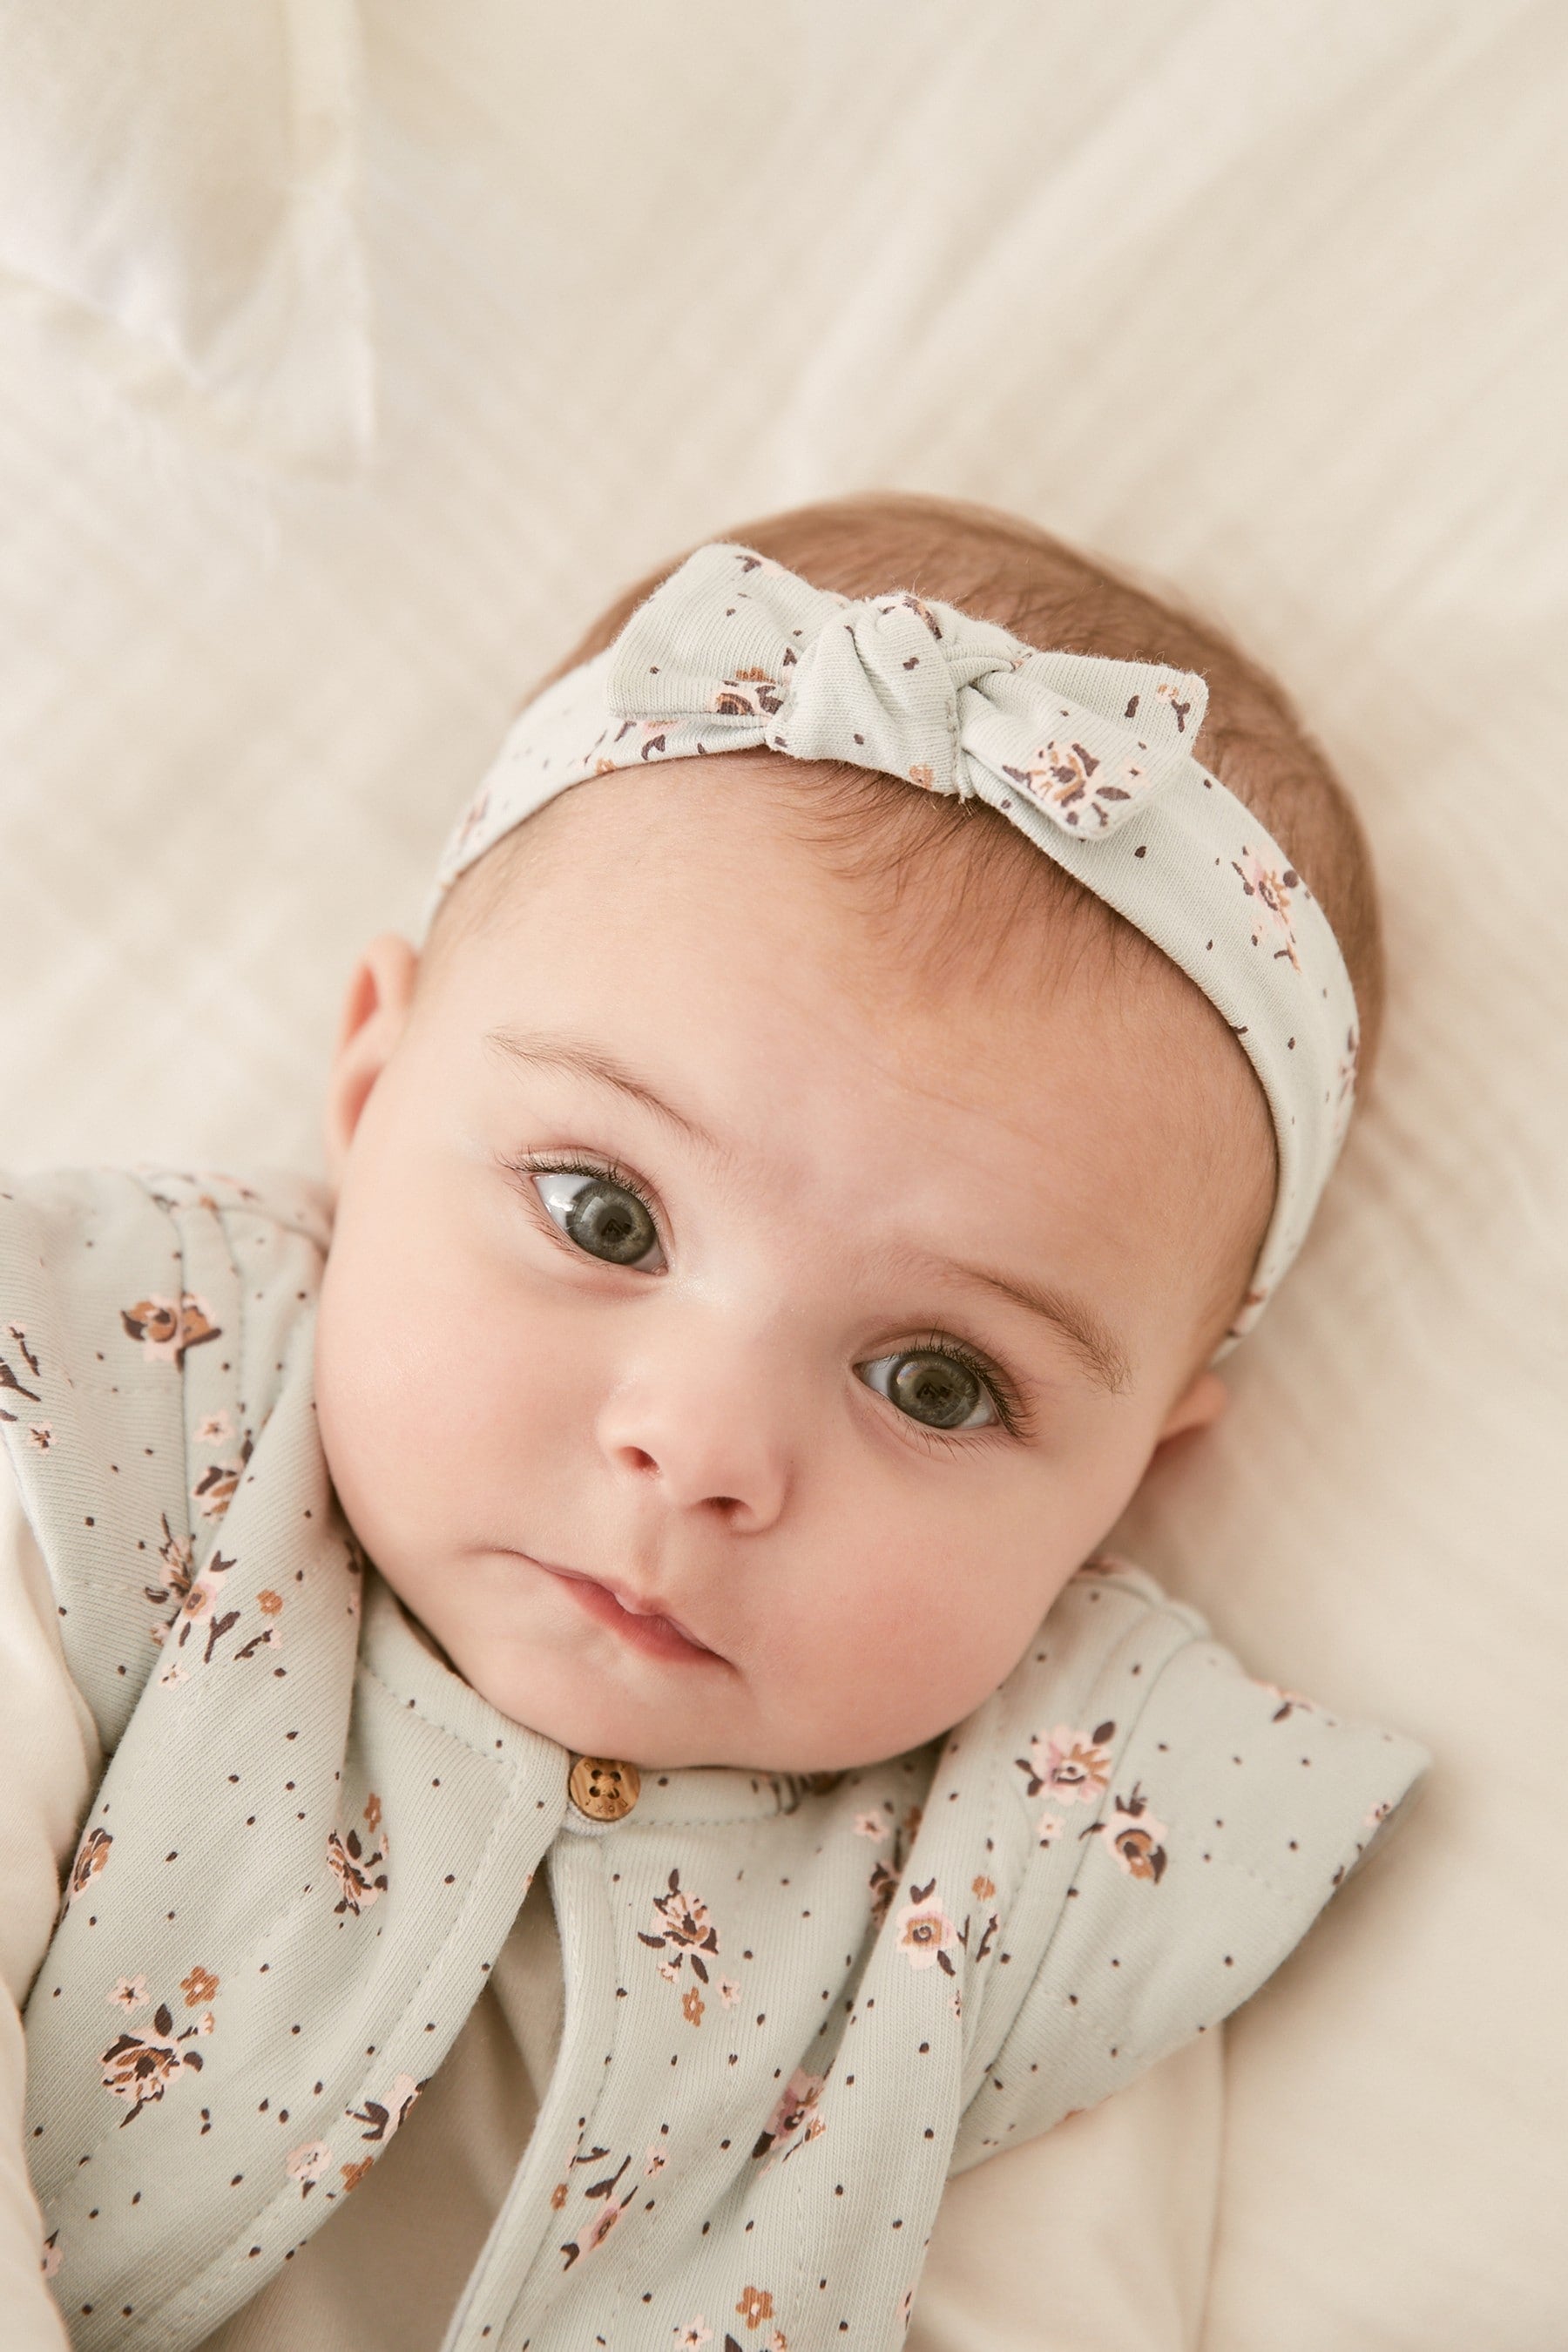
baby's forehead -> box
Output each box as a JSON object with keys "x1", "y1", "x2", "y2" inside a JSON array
[
  {"x1": 439, "y1": 749, "x2": 1260, "y2": 1126},
  {"x1": 424, "y1": 758, "x2": 1274, "y2": 1337}
]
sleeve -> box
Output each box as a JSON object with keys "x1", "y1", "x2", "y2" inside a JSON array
[
  {"x1": 948, "y1": 1562, "x2": 1430, "y2": 2175},
  {"x1": 0, "y1": 1439, "x2": 103, "y2": 2349}
]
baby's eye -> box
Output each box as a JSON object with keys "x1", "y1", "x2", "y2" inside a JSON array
[
  {"x1": 532, "y1": 1169, "x2": 666, "y2": 1271},
  {"x1": 856, "y1": 1348, "x2": 998, "y2": 1432}
]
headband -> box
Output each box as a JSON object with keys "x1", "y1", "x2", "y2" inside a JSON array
[{"x1": 426, "y1": 542, "x2": 1360, "y2": 1359}]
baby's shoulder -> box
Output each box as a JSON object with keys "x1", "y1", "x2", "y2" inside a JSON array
[
  {"x1": 0, "y1": 1159, "x2": 332, "y2": 1276},
  {"x1": 983, "y1": 1550, "x2": 1211, "y2": 1754},
  {"x1": 975, "y1": 1548, "x2": 1425, "y2": 1934},
  {"x1": 0, "y1": 1162, "x2": 332, "y2": 1753},
  {"x1": 946, "y1": 1553, "x2": 1429, "y2": 2166}
]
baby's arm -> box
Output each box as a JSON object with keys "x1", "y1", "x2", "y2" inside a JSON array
[{"x1": 0, "y1": 1442, "x2": 103, "y2": 2350}]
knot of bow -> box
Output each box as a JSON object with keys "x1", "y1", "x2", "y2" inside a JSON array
[{"x1": 605, "y1": 541, "x2": 1209, "y2": 838}]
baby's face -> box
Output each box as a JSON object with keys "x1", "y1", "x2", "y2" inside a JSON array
[{"x1": 315, "y1": 759, "x2": 1269, "y2": 1771}]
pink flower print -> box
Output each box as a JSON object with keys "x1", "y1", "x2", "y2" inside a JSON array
[
  {"x1": 1017, "y1": 1721, "x2": 1116, "y2": 1808},
  {"x1": 1365, "y1": 1798, "x2": 1393, "y2": 1830},
  {"x1": 907, "y1": 763, "x2": 936, "y2": 790},
  {"x1": 1255, "y1": 1680, "x2": 1316, "y2": 1724},
  {"x1": 0, "y1": 1335, "x2": 41, "y2": 1420},
  {"x1": 1036, "y1": 1809, "x2": 1064, "y2": 1849},
  {"x1": 896, "y1": 1880, "x2": 959, "y2": 1976},
  {"x1": 158, "y1": 1660, "x2": 189, "y2": 1687},
  {"x1": 853, "y1": 1811, "x2": 888, "y2": 1839},
  {"x1": 639, "y1": 1868, "x2": 720, "y2": 1984},
  {"x1": 143, "y1": 1512, "x2": 195, "y2": 1611},
  {"x1": 868, "y1": 1856, "x2": 900, "y2": 1931},
  {"x1": 181, "y1": 1572, "x2": 219, "y2": 1621},
  {"x1": 287, "y1": 2139, "x2": 333, "y2": 2198},
  {"x1": 1089, "y1": 1784, "x2": 1169, "y2": 1884},
  {"x1": 999, "y1": 740, "x2": 1146, "y2": 831},
  {"x1": 349, "y1": 2072, "x2": 424, "y2": 2145},
  {"x1": 0, "y1": 1324, "x2": 42, "y2": 1421},
  {"x1": 24, "y1": 1423, "x2": 52, "y2": 1450},
  {"x1": 765, "y1": 2332, "x2": 788, "y2": 2352},
  {"x1": 192, "y1": 1451, "x2": 247, "y2": 1520},
  {"x1": 878, "y1": 590, "x2": 943, "y2": 640},
  {"x1": 119, "y1": 1292, "x2": 222, "y2": 1369},
  {"x1": 100, "y1": 2001, "x2": 206, "y2": 2125},
  {"x1": 195, "y1": 1411, "x2": 233, "y2": 1445},
  {"x1": 107, "y1": 1977, "x2": 148, "y2": 2012},
  {"x1": 674, "y1": 2323, "x2": 713, "y2": 2349},
  {"x1": 719, "y1": 1976, "x2": 741, "y2": 2007},
  {"x1": 327, "y1": 1808, "x2": 389, "y2": 1916},
  {"x1": 71, "y1": 1827, "x2": 112, "y2": 1900},
  {"x1": 752, "y1": 2067, "x2": 827, "y2": 2162},
  {"x1": 1232, "y1": 846, "x2": 1302, "y2": 970},
  {"x1": 710, "y1": 667, "x2": 785, "y2": 718},
  {"x1": 559, "y1": 2153, "x2": 635, "y2": 2268},
  {"x1": 644, "y1": 2145, "x2": 667, "y2": 2177}
]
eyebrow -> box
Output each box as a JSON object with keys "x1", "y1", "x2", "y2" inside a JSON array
[
  {"x1": 923, "y1": 1259, "x2": 1132, "y2": 1396},
  {"x1": 485, "y1": 1024, "x2": 1132, "y2": 1395},
  {"x1": 483, "y1": 1027, "x2": 729, "y2": 1159}
]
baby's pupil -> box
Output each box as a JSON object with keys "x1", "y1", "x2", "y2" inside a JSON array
[
  {"x1": 564, "y1": 1179, "x2": 656, "y2": 1265},
  {"x1": 889, "y1": 1350, "x2": 981, "y2": 1429}
]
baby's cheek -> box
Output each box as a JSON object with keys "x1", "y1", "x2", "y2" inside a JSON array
[
  {"x1": 317, "y1": 1203, "x2": 496, "y2": 1552},
  {"x1": 790, "y1": 1520, "x2": 1055, "y2": 1762}
]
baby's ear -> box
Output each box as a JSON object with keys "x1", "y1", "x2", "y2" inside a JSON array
[
  {"x1": 323, "y1": 933, "x2": 420, "y2": 1181},
  {"x1": 1153, "y1": 1368, "x2": 1227, "y2": 1450}
]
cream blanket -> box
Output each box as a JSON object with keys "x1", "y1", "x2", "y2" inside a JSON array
[{"x1": 0, "y1": 3, "x2": 1563, "y2": 2343}]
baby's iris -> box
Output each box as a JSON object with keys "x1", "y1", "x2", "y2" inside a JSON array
[
  {"x1": 533, "y1": 1170, "x2": 665, "y2": 1269},
  {"x1": 858, "y1": 1348, "x2": 997, "y2": 1431}
]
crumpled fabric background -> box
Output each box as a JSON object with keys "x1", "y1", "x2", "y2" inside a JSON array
[{"x1": 1, "y1": 4, "x2": 1564, "y2": 2345}]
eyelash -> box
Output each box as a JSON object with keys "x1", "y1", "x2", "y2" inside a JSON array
[
  {"x1": 508, "y1": 1148, "x2": 666, "y2": 1249},
  {"x1": 502, "y1": 1152, "x2": 1033, "y2": 1449},
  {"x1": 890, "y1": 1329, "x2": 1031, "y2": 1449}
]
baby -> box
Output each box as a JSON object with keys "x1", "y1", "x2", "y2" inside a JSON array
[{"x1": 2, "y1": 491, "x2": 1427, "y2": 2352}]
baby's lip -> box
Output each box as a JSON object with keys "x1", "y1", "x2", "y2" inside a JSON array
[{"x1": 517, "y1": 1552, "x2": 721, "y2": 1663}]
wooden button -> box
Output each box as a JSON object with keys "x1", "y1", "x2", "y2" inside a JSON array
[{"x1": 568, "y1": 1755, "x2": 642, "y2": 1822}]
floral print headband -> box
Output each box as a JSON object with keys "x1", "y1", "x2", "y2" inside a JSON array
[{"x1": 427, "y1": 542, "x2": 1361, "y2": 1356}]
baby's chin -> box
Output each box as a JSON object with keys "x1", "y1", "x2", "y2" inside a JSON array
[
  {"x1": 436, "y1": 1638, "x2": 939, "y2": 1777},
  {"x1": 476, "y1": 1680, "x2": 933, "y2": 1778}
]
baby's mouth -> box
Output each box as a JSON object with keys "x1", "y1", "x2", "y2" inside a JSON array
[{"x1": 515, "y1": 1551, "x2": 720, "y2": 1666}]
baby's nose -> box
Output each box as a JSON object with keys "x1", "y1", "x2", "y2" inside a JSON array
[{"x1": 594, "y1": 1340, "x2": 791, "y2": 1532}]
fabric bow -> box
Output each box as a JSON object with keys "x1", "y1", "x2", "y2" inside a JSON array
[{"x1": 605, "y1": 541, "x2": 1210, "y2": 838}]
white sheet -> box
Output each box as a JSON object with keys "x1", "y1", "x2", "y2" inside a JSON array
[{"x1": 2, "y1": 3, "x2": 1565, "y2": 2343}]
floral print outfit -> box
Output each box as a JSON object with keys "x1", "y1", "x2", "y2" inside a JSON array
[{"x1": 2, "y1": 1167, "x2": 1428, "y2": 2351}]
